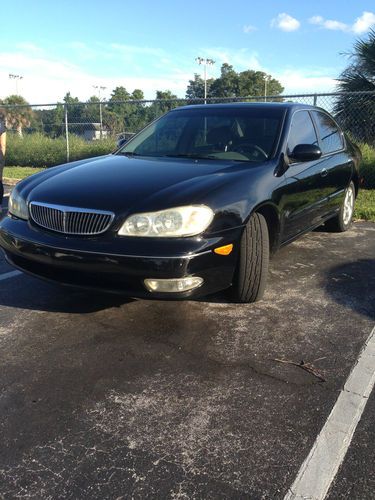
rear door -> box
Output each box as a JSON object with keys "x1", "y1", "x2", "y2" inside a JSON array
[
  {"x1": 281, "y1": 110, "x2": 328, "y2": 242},
  {"x1": 310, "y1": 111, "x2": 352, "y2": 217}
]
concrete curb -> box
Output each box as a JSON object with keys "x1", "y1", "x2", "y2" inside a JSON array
[{"x1": 3, "y1": 177, "x2": 21, "y2": 186}]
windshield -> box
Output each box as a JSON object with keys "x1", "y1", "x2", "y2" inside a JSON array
[{"x1": 118, "y1": 106, "x2": 285, "y2": 162}]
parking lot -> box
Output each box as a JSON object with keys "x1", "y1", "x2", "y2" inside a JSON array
[{"x1": 0, "y1": 189, "x2": 374, "y2": 499}]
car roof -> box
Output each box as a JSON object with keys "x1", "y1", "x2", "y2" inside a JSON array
[{"x1": 172, "y1": 102, "x2": 318, "y2": 112}]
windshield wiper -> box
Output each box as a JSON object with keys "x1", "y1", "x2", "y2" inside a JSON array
[
  {"x1": 162, "y1": 154, "x2": 217, "y2": 160},
  {"x1": 118, "y1": 151, "x2": 141, "y2": 156}
]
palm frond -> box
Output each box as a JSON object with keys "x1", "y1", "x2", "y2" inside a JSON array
[{"x1": 353, "y1": 29, "x2": 375, "y2": 75}]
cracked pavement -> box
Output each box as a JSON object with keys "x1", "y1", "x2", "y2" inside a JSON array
[{"x1": 0, "y1": 191, "x2": 374, "y2": 499}]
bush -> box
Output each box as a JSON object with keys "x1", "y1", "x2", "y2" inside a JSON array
[
  {"x1": 354, "y1": 189, "x2": 375, "y2": 221},
  {"x1": 358, "y1": 143, "x2": 375, "y2": 189},
  {"x1": 6, "y1": 133, "x2": 116, "y2": 168}
]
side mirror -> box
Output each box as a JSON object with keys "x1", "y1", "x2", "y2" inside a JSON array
[
  {"x1": 290, "y1": 144, "x2": 322, "y2": 162},
  {"x1": 117, "y1": 137, "x2": 127, "y2": 149}
]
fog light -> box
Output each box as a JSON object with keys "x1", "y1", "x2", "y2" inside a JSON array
[{"x1": 144, "y1": 277, "x2": 203, "y2": 293}]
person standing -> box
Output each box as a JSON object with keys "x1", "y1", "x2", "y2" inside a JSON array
[{"x1": 0, "y1": 112, "x2": 6, "y2": 205}]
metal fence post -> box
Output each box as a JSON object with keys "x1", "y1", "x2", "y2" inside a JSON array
[
  {"x1": 99, "y1": 101, "x2": 103, "y2": 140},
  {"x1": 64, "y1": 103, "x2": 70, "y2": 162},
  {"x1": 313, "y1": 94, "x2": 318, "y2": 106}
]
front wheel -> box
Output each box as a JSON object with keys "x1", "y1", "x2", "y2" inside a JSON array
[
  {"x1": 231, "y1": 212, "x2": 269, "y2": 303},
  {"x1": 325, "y1": 181, "x2": 355, "y2": 232}
]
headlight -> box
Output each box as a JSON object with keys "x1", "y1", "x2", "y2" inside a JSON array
[
  {"x1": 8, "y1": 189, "x2": 29, "y2": 220},
  {"x1": 118, "y1": 205, "x2": 214, "y2": 237}
]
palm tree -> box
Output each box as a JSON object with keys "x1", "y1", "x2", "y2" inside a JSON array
[
  {"x1": 334, "y1": 30, "x2": 375, "y2": 144},
  {"x1": 0, "y1": 95, "x2": 34, "y2": 137}
]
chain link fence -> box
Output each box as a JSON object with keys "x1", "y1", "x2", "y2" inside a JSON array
[{"x1": 1, "y1": 91, "x2": 375, "y2": 187}]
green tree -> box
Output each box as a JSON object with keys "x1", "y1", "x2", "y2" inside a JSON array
[
  {"x1": 131, "y1": 89, "x2": 144, "y2": 101},
  {"x1": 63, "y1": 92, "x2": 84, "y2": 125},
  {"x1": 106, "y1": 87, "x2": 147, "y2": 134},
  {"x1": 238, "y1": 70, "x2": 284, "y2": 97},
  {"x1": 334, "y1": 29, "x2": 375, "y2": 143},
  {"x1": 107, "y1": 86, "x2": 130, "y2": 113},
  {"x1": 155, "y1": 90, "x2": 177, "y2": 100},
  {"x1": 33, "y1": 105, "x2": 65, "y2": 137},
  {"x1": 127, "y1": 89, "x2": 147, "y2": 131},
  {"x1": 81, "y1": 95, "x2": 101, "y2": 124},
  {"x1": 185, "y1": 73, "x2": 214, "y2": 99},
  {"x1": 148, "y1": 90, "x2": 179, "y2": 120},
  {"x1": 210, "y1": 63, "x2": 239, "y2": 98},
  {"x1": 186, "y1": 63, "x2": 284, "y2": 100}
]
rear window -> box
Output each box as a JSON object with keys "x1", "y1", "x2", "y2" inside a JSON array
[{"x1": 312, "y1": 111, "x2": 344, "y2": 154}]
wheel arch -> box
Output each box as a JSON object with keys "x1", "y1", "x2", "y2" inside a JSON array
[{"x1": 246, "y1": 202, "x2": 281, "y2": 255}]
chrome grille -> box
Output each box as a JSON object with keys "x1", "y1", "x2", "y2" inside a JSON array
[{"x1": 29, "y1": 202, "x2": 114, "y2": 235}]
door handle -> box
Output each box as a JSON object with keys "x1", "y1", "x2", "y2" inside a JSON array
[{"x1": 321, "y1": 168, "x2": 328, "y2": 177}]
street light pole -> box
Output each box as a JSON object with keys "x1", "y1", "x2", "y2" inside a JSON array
[
  {"x1": 9, "y1": 74, "x2": 23, "y2": 95},
  {"x1": 195, "y1": 57, "x2": 215, "y2": 104},
  {"x1": 263, "y1": 74, "x2": 271, "y2": 102},
  {"x1": 93, "y1": 85, "x2": 107, "y2": 139}
]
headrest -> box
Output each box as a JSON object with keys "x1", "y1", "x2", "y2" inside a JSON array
[{"x1": 206, "y1": 126, "x2": 233, "y2": 145}]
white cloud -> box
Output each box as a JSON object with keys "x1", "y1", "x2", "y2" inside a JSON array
[
  {"x1": 309, "y1": 15, "x2": 348, "y2": 32},
  {"x1": 243, "y1": 24, "x2": 257, "y2": 34},
  {"x1": 275, "y1": 69, "x2": 337, "y2": 94},
  {"x1": 0, "y1": 48, "x2": 189, "y2": 103},
  {"x1": 309, "y1": 15, "x2": 323, "y2": 25},
  {"x1": 322, "y1": 20, "x2": 348, "y2": 31},
  {"x1": 200, "y1": 47, "x2": 261, "y2": 73},
  {"x1": 15, "y1": 42, "x2": 44, "y2": 54},
  {"x1": 63, "y1": 41, "x2": 101, "y2": 61},
  {"x1": 309, "y1": 11, "x2": 375, "y2": 34},
  {"x1": 271, "y1": 13, "x2": 300, "y2": 32},
  {"x1": 109, "y1": 43, "x2": 166, "y2": 59},
  {"x1": 352, "y1": 11, "x2": 375, "y2": 34}
]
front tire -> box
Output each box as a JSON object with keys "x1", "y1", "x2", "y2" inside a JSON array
[
  {"x1": 325, "y1": 181, "x2": 355, "y2": 232},
  {"x1": 231, "y1": 212, "x2": 269, "y2": 303}
]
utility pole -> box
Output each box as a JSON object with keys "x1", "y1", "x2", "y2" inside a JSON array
[
  {"x1": 195, "y1": 57, "x2": 215, "y2": 104},
  {"x1": 263, "y1": 74, "x2": 271, "y2": 102},
  {"x1": 9, "y1": 74, "x2": 23, "y2": 95},
  {"x1": 93, "y1": 85, "x2": 107, "y2": 139}
]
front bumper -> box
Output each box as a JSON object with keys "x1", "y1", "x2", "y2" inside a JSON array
[{"x1": 0, "y1": 216, "x2": 243, "y2": 299}]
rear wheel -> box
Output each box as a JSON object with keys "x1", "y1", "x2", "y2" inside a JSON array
[
  {"x1": 231, "y1": 212, "x2": 269, "y2": 303},
  {"x1": 325, "y1": 181, "x2": 355, "y2": 232}
]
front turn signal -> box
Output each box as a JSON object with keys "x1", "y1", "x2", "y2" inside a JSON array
[{"x1": 214, "y1": 244, "x2": 233, "y2": 256}]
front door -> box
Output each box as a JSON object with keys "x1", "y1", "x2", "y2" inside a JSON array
[{"x1": 281, "y1": 109, "x2": 328, "y2": 242}]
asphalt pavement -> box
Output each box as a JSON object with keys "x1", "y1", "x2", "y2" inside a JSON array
[{"x1": 0, "y1": 190, "x2": 374, "y2": 499}]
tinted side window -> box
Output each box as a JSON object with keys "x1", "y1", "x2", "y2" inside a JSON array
[
  {"x1": 312, "y1": 111, "x2": 343, "y2": 154},
  {"x1": 287, "y1": 111, "x2": 318, "y2": 155}
]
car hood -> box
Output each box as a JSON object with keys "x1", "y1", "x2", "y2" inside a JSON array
[{"x1": 21, "y1": 154, "x2": 261, "y2": 216}]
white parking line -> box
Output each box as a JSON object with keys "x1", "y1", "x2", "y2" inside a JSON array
[
  {"x1": 0, "y1": 270, "x2": 23, "y2": 282},
  {"x1": 284, "y1": 325, "x2": 375, "y2": 500}
]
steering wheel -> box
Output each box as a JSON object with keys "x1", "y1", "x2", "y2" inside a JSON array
[{"x1": 230, "y1": 143, "x2": 268, "y2": 160}]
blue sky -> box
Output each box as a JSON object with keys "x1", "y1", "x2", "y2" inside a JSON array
[{"x1": 1, "y1": 0, "x2": 375, "y2": 103}]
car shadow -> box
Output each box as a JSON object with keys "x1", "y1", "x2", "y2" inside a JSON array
[
  {"x1": 0, "y1": 275, "x2": 132, "y2": 313},
  {"x1": 324, "y1": 258, "x2": 375, "y2": 320}
]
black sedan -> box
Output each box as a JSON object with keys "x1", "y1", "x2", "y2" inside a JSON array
[{"x1": 0, "y1": 103, "x2": 361, "y2": 302}]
